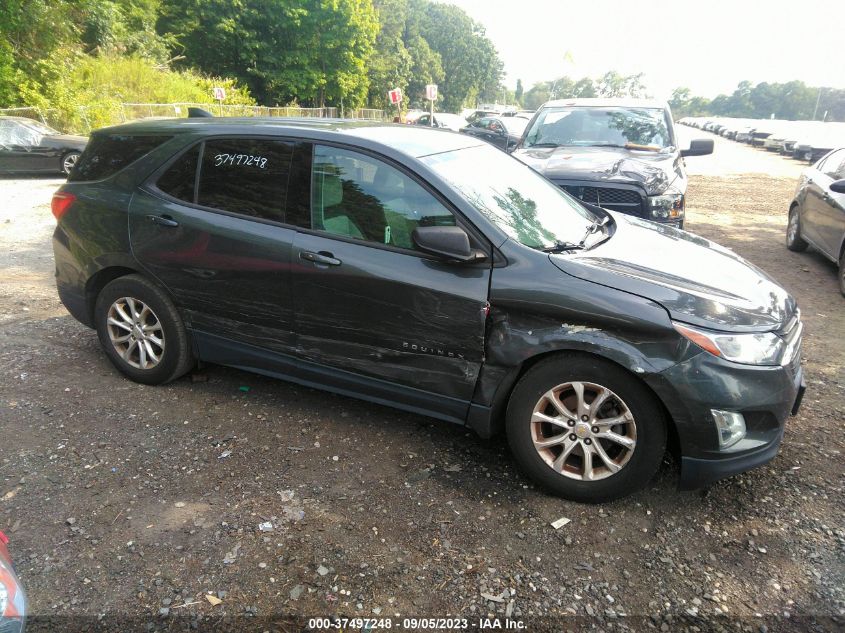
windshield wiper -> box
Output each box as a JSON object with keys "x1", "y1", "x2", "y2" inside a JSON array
[
  {"x1": 577, "y1": 216, "x2": 611, "y2": 247},
  {"x1": 541, "y1": 240, "x2": 584, "y2": 253},
  {"x1": 527, "y1": 142, "x2": 562, "y2": 148}
]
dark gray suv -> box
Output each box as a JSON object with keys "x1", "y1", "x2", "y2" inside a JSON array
[{"x1": 51, "y1": 117, "x2": 804, "y2": 502}]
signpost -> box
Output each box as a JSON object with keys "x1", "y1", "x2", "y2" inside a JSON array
[
  {"x1": 212, "y1": 86, "x2": 226, "y2": 115},
  {"x1": 388, "y1": 88, "x2": 403, "y2": 121},
  {"x1": 425, "y1": 84, "x2": 438, "y2": 126}
]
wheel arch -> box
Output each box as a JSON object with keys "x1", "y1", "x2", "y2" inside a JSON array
[
  {"x1": 84, "y1": 265, "x2": 142, "y2": 324},
  {"x1": 474, "y1": 346, "x2": 681, "y2": 458}
]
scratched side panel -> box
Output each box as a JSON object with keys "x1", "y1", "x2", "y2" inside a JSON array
[
  {"x1": 129, "y1": 188, "x2": 297, "y2": 350},
  {"x1": 473, "y1": 240, "x2": 698, "y2": 431},
  {"x1": 291, "y1": 232, "x2": 490, "y2": 401}
]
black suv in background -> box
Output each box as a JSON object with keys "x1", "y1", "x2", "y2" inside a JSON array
[
  {"x1": 512, "y1": 99, "x2": 713, "y2": 228},
  {"x1": 52, "y1": 117, "x2": 803, "y2": 502}
]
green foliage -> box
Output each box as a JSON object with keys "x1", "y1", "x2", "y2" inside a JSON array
[
  {"x1": 522, "y1": 75, "x2": 600, "y2": 110},
  {"x1": 78, "y1": 0, "x2": 169, "y2": 60},
  {"x1": 364, "y1": 0, "x2": 501, "y2": 111},
  {"x1": 22, "y1": 54, "x2": 253, "y2": 132},
  {"x1": 417, "y1": 2, "x2": 502, "y2": 111},
  {"x1": 158, "y1": 0, "x2": 378, "y2": 108},
  {"x1": 670, "y1": 81, "x2": 845, "y2": 121}
]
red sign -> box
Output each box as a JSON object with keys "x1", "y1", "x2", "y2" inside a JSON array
[{"x1": 388, "y1": 88, "x2": 403, "y2": 105}]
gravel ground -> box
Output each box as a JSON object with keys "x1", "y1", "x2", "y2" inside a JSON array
[{"x1": 1, "y1": 137, "x2": 843, "y2": 633}]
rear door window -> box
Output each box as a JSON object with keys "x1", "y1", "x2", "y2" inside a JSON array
[
  {"x1": 196, "y1": 138, "x2": 294, "y2": 222},
  {"x1": 156, "y1": 144, "x2": 200, "y2": 203},
  {"x1": 70, "y1": 134, "x2": 172, "y2": 181}
]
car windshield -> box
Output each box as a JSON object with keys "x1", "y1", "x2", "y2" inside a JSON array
[
  {"x1": 524, "y1": 106, "x2": 672, "y2": 150},
  {"x1": 501, "y1": 117, "x2": 528, "y2": 136},
  {"x1": 422, "y1": 144, "x2": 601, "y2": 250}
]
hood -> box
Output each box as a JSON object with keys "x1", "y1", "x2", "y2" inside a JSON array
[
  {"x1": 550, "y1": 213, "x2": 795, "y2": 331},
  {"x1": 43, "y1": 133, "x2": 88, "y2": 149},
  {"x1": 513, "y1": 145, "x2": 681, "y2": 195}
]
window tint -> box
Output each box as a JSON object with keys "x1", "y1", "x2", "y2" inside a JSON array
[
  {"x1": 197, "y1": 138, "x2": 294, "y2": 222},
  {"x1": 311, "y1": 145, "x2": 455, "y2": 250},
  {"x1": 69, "y1": 134, "x2": 172, "y2": 182},
  {"x1": 156, "y1": 144, "x2": 200, "y2": 203}
]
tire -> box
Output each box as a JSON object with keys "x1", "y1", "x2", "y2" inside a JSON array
[
  {"x1": 786, "y1": 205, "x2": 808, "y2": 252},
  {"x1": 94, "y1": 274, "x2": 194, "y2": 385},
  {"x1": 61, "y1": 151, "x2": 81, "y2": 176},
  {"x1": 506, "y1": 354, "x2": 667, "y2": 503},
  {"x1": 839, "y1": 250, "x2": 845, "y2": 298}
]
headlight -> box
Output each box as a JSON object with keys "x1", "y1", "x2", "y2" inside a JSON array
[
  {"x1": 648, "y1": 192, "x2": 684, "y2": 220},
  {"x1": 674, "y1": 322, "x2": 785, "y2": 366}
]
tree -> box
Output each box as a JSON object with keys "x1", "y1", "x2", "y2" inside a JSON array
[
  {"x1": 514, "y1": 78, "x2": 523, "y2": 106},
  {"x1": 595, "y1": 71, "x2": 646, "y2": 98},
  {"x1": 416, "y1": 2, "x2": 502, "y2": 111},
  {"x1": 158, "y1": 0, "x2": 378, "y2": 107},
  {"x1": 367, "y1": 0, "x2": 412, "y2": 108}
]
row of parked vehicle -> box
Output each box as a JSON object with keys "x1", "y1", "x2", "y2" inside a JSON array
[{"x1": 679, "y1": 116, "x2": 845, "y2": 163}]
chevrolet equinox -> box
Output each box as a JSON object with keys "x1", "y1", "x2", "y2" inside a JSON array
[{"x1": 51, "y1": 117, "x2": 805, "y2": 502}]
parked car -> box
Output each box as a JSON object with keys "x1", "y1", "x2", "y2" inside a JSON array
[
  {"x1": 52, "y1": 116, "x2": 804, "y2": 502},
  {"x1": 786, "y1": 148, "x2": 845, "y2": 295},
  {"x1": 0, "y1": 529, "x2": 26, "y2": 632},
  {"x1": 460, "y1": 115, "x2": 528, "y2": 151},
  {"x1": 463, "y1": 109, "x2": 502, "y2": 125},
  {"x1": 511, "y1": 98, "x2": 713, "y2": 228},
  {"x1": 413, "y1": 112, "x2": 467, "y2": 131},
  {"x1": 0, "y1": 116, "x2": 87, "y2": 175}
]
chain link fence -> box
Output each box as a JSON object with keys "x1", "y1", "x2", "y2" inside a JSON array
[{"x1": 1, "y1": 103, "x2": 386, "y2": 134}]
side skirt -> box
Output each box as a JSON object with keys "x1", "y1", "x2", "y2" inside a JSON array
[{"x1": 192, "y1": 330, "x2": 484, "y2": 427}]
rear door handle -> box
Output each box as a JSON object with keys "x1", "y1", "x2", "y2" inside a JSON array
[
  {"x1": 147, "y1": 214, "x2": 179, "y2": 227},
  {"x1": 300, "y1": 250, "x2": 341, "y2": 266}
]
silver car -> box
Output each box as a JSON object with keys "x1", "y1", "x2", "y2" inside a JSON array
[{"x1": 786, "y1": 147, "x2": 845, "y2": 295}]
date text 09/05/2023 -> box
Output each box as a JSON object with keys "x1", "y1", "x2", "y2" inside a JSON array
[{"x1": 308, "y1": 617, "x2": 527, "y2": 630}]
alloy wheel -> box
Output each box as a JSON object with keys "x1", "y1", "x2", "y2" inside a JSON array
[
  {"x1": 787, "y1": 211, "x2": 799, "y2": 244},
  {"x1": 530, "y1": 381, "x2": 637, "y2": 481},
  {"x1": 106, "y1": 297, "x2": 165, "y2": 370},
  {"x1": 62, "y1": 153, "x2": 79, "y2": 174}
]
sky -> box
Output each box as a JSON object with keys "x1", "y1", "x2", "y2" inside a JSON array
[{"x1": 433, "y1": 0, "x2": 845, "y2": 99}]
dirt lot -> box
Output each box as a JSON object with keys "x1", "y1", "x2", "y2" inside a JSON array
[{"x1": 1, "y1": 136, "x2": 844, "y2": 632}]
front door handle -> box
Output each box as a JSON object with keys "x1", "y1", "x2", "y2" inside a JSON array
[
  {"x1": 147, "y1": 214, "x2": 179, "y2": 227},
  {"x1": 300, "y1": 250, "x2": 341, "y2": 266}
]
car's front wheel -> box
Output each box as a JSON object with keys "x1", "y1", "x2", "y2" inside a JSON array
[
  {"x1": 786, "y1": 206, "x2": 808, "y2": 252},
  {"x1": 94, "y1": 275, "x2": 194, "y2": 385},
  {"x1": 506, "y1": 355, "x2": 667, "y2": 503},
  {"x1": 838, "y1": 250, "x2": 845, "y2": 297},
  {"x1": 61, "y1": 151, "x2": 81, "y2": 176}
]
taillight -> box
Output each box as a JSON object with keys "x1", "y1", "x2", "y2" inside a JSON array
[
  {"x1": 51, "y1": 191, "x2": 76, "y2": 221},
  {"x1": 0, "y1": 531, "x2": 7, "y2": 545}
]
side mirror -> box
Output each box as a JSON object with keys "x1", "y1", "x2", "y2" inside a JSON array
[
  {"x1": 681, "y1": 138, "x2": 714, "y2": 157},
  {"x1": 506, "y1": 138, "x2": 518, "y2": 153},
  {"x1": 831, "y1": 179, "x2": 845, "y2": 194},
  {"x1": 412, "y1": 226, "x2": 486, "y2": 262}
]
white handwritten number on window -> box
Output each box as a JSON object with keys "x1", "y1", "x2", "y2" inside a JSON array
[{"x1": 213, "y1": 154, "x2": 268, "y2": 169}]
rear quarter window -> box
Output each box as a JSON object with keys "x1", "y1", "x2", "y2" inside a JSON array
[{"x1": 69, "y1": 134, "x2": 172, "y2": 182}]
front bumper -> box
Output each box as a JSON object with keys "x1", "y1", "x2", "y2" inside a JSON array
[{"x1": 648, "y1": 347, "x2": 805, "y2": 490}]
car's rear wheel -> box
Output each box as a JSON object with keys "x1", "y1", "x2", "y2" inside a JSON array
[
  {"x1": 61, "y1": 151, "x2": 81, "y2": 176},
  {"x1": 94, "y1": 275, "x2": 193, "y2": 385},
  {"x1": 786, "y1": 206, "x2": 808, "y2": 252},
  {"x1": 506, "y1": 355, "x2": 667, "y2": 503}
]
